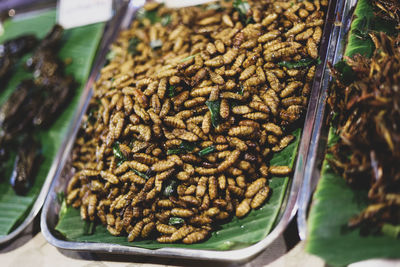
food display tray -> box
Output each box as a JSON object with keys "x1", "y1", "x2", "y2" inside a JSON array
[
  {"x1": 296, "y1": 0, "x2": 359, "y2": 240},
  {"x1": 41, "y1": 0, "x2": 341, "y2": 262},
  {"x1": 0, "y1": 1, "x2": 127, "y2": 245}
]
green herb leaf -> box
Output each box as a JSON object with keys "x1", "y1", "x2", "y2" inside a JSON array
[
  {"x1": 132, "y1": 169, "x2": 150, "y2": 180},
  {"x1": 137, "y1": 9, "x2": 160, "y2": 24},
  {"x1": 167, "y1": 148, "x2": 184, "y2": 155},
  {"x1": 169, "y1": 217, "x2": 185, "y2": 226},
  {"x1": 87, "y1": 106, "x2": 98, "y2": 125},
  {"x1": 163, "y1": 180, "x2": 177, "y2": 197},
  {"x1": 278, "y1": 58, "x2": 321, "y2": 69},
  {"x1": 180, "y1": 140, "x2": 195, "y2": 152},
  {"x1": 382, "y1": 224, "x2": 400, "y2": 239},
  {"x1": 112, "y1": 141, "x2": 126, "y2": 166},
  {"x1": 206, "y1": 3, "x2": 223, "y2": 10},
  {"x1": 206, "y1": 100, "x2": 221, "y2": 128},
  {"x1": 233, "y1": 0, "x2": 252, "y2": 24},
  {"x1": 277, "y1": 58, "x2": 319, "y2": 69},
  {"x1": 161, "y1": 15, "x2": 172, "y2": 26},
  {"x1": 179, "y1": 53, "x2": 200, "y2": 63},
  {"x1": 150, "y1": 39, "x2": 163, "y2": 50},
  {"x1": 83, "y1": 221, "x2": 95, "y2": 236},
  {"x1": 167, "y1": 141, "x2": 195, "y2": 155},
  {"x1": 106, "y1": 49, "x2": 117, "y2": 61},
  {"x1": 234, "y1": 0, "x2": 250, "y2": 17},
  {"x1": 352, "y1": 16, "x2": 373, "y2": 40},
  {"x1": 56, "y1": 191, "x2": 65, "y2": 204},
  {"x1": 198, "y1": 145, "x2": 216, "y2": 157},
  {"x1": 334, "y1": 60, "x2": 355, "y2": 85},
  {"x1": 128, "y1": 37, "x2": 140, "y2": 56},
  {"x1": 58, "y1": 197, "x2": 68, "y2": 221},
  {"x1": 167, "y1": 85, "x2": 176, "y2": 97},
  {"x1": 237, "y1": 84, "x2": 244, "y2": 95}
]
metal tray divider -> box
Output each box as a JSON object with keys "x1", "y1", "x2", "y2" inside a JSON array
[
  {"x1": 297, "y1": 0, "x2": 359, "y2": 240},
  {"x1": 41, "y1": 0, "x2": 341, "y2": 262}
]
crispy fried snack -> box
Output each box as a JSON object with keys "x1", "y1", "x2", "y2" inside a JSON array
[{"x1": 67, "y1": 0, "x2": 326, "y2": 243}]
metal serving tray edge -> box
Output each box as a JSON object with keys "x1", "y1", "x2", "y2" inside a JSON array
[
  {"x1": 41, "y1": 0, "x2": 339, "y2": 262},
  {"x1": 296, "y1": 0, "x2": 359, "y2": 240},
  {"x1": 0, "y1": 1, "x2": 128, "y2": 245}
]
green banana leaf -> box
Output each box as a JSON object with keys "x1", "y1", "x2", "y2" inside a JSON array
[
  {"x1": 306, "y1": 0, "x2": 400, "y2": 265},
  {"x1": 55, "y1": 129, "x2": 301, "y2": 250},
  {"x1": 0, "y1": 10, "x2": 105, "y2": 236}
]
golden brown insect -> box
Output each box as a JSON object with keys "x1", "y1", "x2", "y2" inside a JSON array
[
  {"x1": 280, "y1": 81, "x2": 303, "y2": 98},
  {"x1": 295, "y1": 28, "x2": 314, "y2": 41},
  {"x1": 159, "y1": 99, "x2": 171, "y2": 118},
  {"x1": 228, "y1": 126, "x2": 254, "y2": 137},
  {"x1": 132, "y1": 153, "x2": 158, "y2": 165},
  {"x1": 100, "y1": 171, "x2": 119, "y2": 184},
  {"x1": 245, "y1": 178, "x2": 267, "y2": 198},
  {"x1": 128, "y1": 221, "x2": 144, "y2": 241},
  {"x1": 172, "y1": 129, "x2": 199, "y2": 142},
  {"x1": 204, "y1": 55, "x2": 224, "y2": 67},
  {"x1": 208, "y1": 176, "x2": 218, "y2": 200},
  {"x1": 141, "y1": 222, "x2": 155, "y2": 238},
  {"x1": 170, "y1": 208, "x2": 193, "y2": 218},
  {"x1": 232, "y1": 105, "x2": 252, "y2": 115},
  {"x1": 184, "y1": 97, "x2": 206, "y2": 108},
  {"x1": 243, "y1": 112, "x2": 268, "y2": 120},
  {"x1": 261, "y1": 13, "x2": 278, "y2": 26},
  {"x1": 251, "y1": 186, "x2": 270, "y2": 209},
  {"x1": 262, "y1": 123, "x2": 283, "y2": 136},
  {"x1": 157, "y1": 224, "x2": 177, "y2": 235},
  {"x1": 269, "y1": 166, "x2": 292, "y2": 176},
  {"x1": 121, "y1": 172, "x2": 146, "y2": 184},
  {"x1": 180, "y1": 195, "x2": 201, "y2": 206},
  {"x1": 307, "y1": 38, "x2": 318, "y2": 59},
  {"x1": 196, "y1": 176, "x2": 208, "y2": 197},
  {"x1": 236, "y1": 175, "x2": 246, "y2": 188},
  {"x1": 236, "y1": 198, "x2": 251, "y2": 218},
  {"x1": 170, "y1": 225, "x2": 195, "y2": 241},
  {"x1": 182, "y1": 230, "x2": 209, "y2": 244},
  {"x1": 228, "y1": 137, "x2": 248, "y2": 151},
  {"x1": 217, "y1": 150, "x2": 241, "y2": 172},
  {"x1": 163, "y1": 116, "x2": 186, "y2": 129},
  {"x1": 158, "y1": 199, "x2": 174, "y2": 208}
]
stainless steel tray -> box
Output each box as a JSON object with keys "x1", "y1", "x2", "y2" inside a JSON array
[
  {"x1": 41, "y1": 0, "x2": 340, "y2": 262},
  {"x1": 0, "y1": 0, "x2": 127, "y2": 245},
  {"x1": 296, "y1": 0, "x2": 359, "y2": 240}
]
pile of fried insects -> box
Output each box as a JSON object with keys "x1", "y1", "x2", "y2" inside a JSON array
[
  {"x1": 66, "y1": 0, "x2": 326, "y2": 244},
  {"x1": 327, "y1": 32, "x2": 400, "y2": 234}
]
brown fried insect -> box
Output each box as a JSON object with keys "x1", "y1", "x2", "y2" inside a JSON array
[
  {"x1": 236, "y1": 198, "x2": 251, "y2": 218},
  {"x1": 128, "y1": 221, "x2": 144, "y2": 241},
  {"x1": 157, "y1": 224, "x2": 177, "y2": 235},
  {"x1": 182, "y1": 230, "x2": 209, "y2": 244},
  {"x1": 245, "y1": 178, "x2": 267, "y2": 198},
  {"x1": 269, "y1": 166, "x2": 292, "y2": 176},
  {"x1": 251, "y1": 186, "x2": 270, "y2": 209}
]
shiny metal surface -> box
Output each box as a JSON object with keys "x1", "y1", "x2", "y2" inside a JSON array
[
  {"x1": 296, "y1": 0, "x2": 359, "y2": 241},
  {"x1": 41, "y1": 0, "x2": 340, "y2": 261}
]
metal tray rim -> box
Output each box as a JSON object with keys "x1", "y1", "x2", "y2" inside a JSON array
[
  {"x1": 41, "y1": 0, "x2": 339, "y2": 261},
  {"x1": 296, "y1": 0, "x2": 359, "y2": 241}
]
